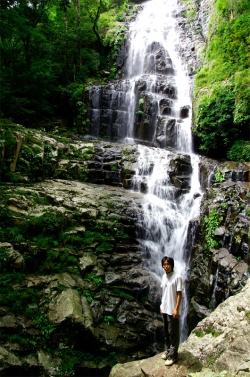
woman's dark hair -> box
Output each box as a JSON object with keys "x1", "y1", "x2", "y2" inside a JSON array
[{"x1": 161, "y1": 256, "x2": 174, "y2": 270}]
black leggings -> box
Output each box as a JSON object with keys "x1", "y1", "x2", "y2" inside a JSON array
[{"x1": 162, "y1": 313, "x2": 180, "y2": 359}]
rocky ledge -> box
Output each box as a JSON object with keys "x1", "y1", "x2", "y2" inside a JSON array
[{"x1": 109, "y1": 277, "x2": 250, "y2": 377}]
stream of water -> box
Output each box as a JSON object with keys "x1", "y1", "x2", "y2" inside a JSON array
[{"x1": 124, "y1": 0, "x2": 203, "y2": 341}]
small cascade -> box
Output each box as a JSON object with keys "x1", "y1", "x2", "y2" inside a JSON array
[
  {"x1": 88, "y1": 81, "x2": 134, "y2": 141},
  {"x1": 123, "y1": 0, "x2": 192, "y2": 147},
  {"x1": 210, "y1": 267, "x2": 219, "y2": 310},
  {"x1": 88, "y1": 0, "x2": 192, "y2": 149}
]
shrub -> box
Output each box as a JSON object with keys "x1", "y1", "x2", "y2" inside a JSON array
[
  {"x1": 193, "y1": 85, "x2": 237, "y2": 156},
  {"x1": 203, "y1": 209, "x2": 220, "y2": 250},
  {"x1": 227, "y1": 140, "x2": 250, "y2": 162},
  {"x1": 25, "y1": 213, "x2": 64, "y2": 236}
]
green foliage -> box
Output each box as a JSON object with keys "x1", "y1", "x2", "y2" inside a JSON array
[
  {"x1": 214, "y1": 169, "x2": 225, "y2": 183},
  {"x1": 96, "y1": 241, "x2": 114, "y2": 252},
  {"x1": 18, "y1": 146, "x2": 42, "y2": 176},
  {"x1": 104, "y1": 315, "x2": 115, "y2": 325},
  {"x1": 38, "y1": 248, "x2": 78, "y2": 274},
  {"x1": 203, "y1": 209, "x2": 220, "y2": 250},
  {"x1": 86, "y1": 272, "x2": 103, "y2": 287},
  {"x1": 0, "y1": 206, "x2": 12, "y2": 227},
  {"x1": 7, "y1": 334, "x2": 36, "y2": 349},
  {"x1": 135, "y1": 110, "x2": 144, "y2": 115},
  {"x1": 180, "y1": 0, "x2": 197, "y2": 18},
  {"x1": 82, "y1": 289, "x2": 94, "y2": 303},
  {"x1": 113, "y1": 288, "x2": 134, "y2": 300},
  {"x1": 0, "y1": 129, "x2": 17, "y2": 179},
  {"x1": 227, "y1": 140, "x2": 250, "y2": 162},
  {"x1": 26, "y1": 213, "x2": 64, "y2": 236},
  {"x1": 0, "y1": 272, "x2": 26, "y2": 287},
  {"x1": 221, "y1": 202, "x2": 228, "y2": 209},
  {"x1": 0, "y1": 0, "x2": 129, "y2": 128},
  {"x1": 109, "y1": 65, "x2": 117, "y2": 80},
  {"x1": 0, "y1": 285, "x2": 41, "y2": 315},
  {"x1": 35, "y1": 314, "x2": 55, "y2": 341},
  {"x1": 0, "y1": 247, "x2": 10, "y2": 272},
  {"x1": 56, "y1": 349, "x2": 117, "y2": 376},
  {"x1": 193, "y1": 85, "x2": 236, "y2": 156},
  {"x1": 136, "y1": 97, "x2": 145, "y2": 116},
  {"x1": 193, "y1": 0, "x2": 250, "y2": 159}
]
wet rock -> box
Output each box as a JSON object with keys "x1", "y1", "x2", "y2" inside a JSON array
[
  {"x1": 0, "y1": 315, "x2": 17, "y2": 329},
  {"x1": 189, "y1": 177, "x2": 250, "y2": 331},
  {"x1": 0, "y1": 345, "x2": 22, "y2": 369},
  {"x1": 182, "y1": 278, "x2": 250, "y2": 374},
  {"x1": 180, "y1": 105, "x2": 191, "y2": 118},
  {"x1": 105, "y1": 272, "x2": 122, "y2": 285},
  {"x1": 79, "y1": 252, "x2": 98, "y2": 274},
  {"x1": 48, "y1": 288, "x2": 85, "y2": 325},
  {"x1": 0, "y1": 242, "x2": 24, "y2": 270},
  {"x1": 37, "y1": 350, "x2": 61, "y2": 376},
  {"x1": 144, "y1": 42, "x2": 174, "y2": 75}
]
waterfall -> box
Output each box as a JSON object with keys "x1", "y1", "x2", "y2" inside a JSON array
[
  {"x1": 88, "y1": 0, "x2": 203, "y2": 344},
  {"x1": 125, "y1": 0, "x2": 203, "y2": 342}
]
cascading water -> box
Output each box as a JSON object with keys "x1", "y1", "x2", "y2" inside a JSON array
[
  {"x1": 124, "y1": 0, "x2": 203, "y2": 342},
  {"x1": 88, "y1": 0, "x2": 203, "y2": 343}
]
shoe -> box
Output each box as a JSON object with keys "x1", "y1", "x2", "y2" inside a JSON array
[
  {"x1": 164, "y1": 357, "x2": 178, "y2": 366},
  {"x1": 161, "y1": 351, "x2": 169, "y2": 360}
]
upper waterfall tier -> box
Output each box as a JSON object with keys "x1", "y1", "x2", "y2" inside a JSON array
[{"x1": 88, "y1": 0, "x2": 192, "y2": 153}]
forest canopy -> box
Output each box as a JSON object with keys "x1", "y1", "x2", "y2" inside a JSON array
[{"x1": 0, "y1": 0, "x2": 136, "y2": 130}]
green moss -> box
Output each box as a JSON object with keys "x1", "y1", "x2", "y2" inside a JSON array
[
  {"x1": 80, "y1": 289, "x2": 95, "y2": 303},
  {"x1": 35, "y1": 314, "x2": 55, "y2": 341},
  {"x1": 96, "y1": 241, "x2": 114, "y2": 252},
  {"x1": 86, "y1": 273, "x2": 103, "y2": 287},
  {"x1": 38, "y1": 248, "x2": 79, "y2": 275},
  {"x1": 113, "y1": 288, "x2": 134, "y2": 300},
  {"x1": 104, "y1": 315, "x2": 115, "y2": 325},
  {"x1": 0, "y1": 285, "x2": 41, "y2": 315},
  {"x1": 194, "y1": 328, "x2": 222, "y2": 338},
  {"x1": 180, "y1": 0, "x2": 197, "y2": 19},
  {"x1": 56, "y1": 349, "x2": 118, "y2": 376},
  {"x1": 25, "y1": 213, "x2": 65, "y2": 236}
]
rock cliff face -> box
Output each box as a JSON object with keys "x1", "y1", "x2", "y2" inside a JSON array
[
  {"x1": 0, "y1": 177, "x2": 164, "y2": 376},
  {"x1": 0, "y1": 124, "x2": 196, "y2": 376},
  {"x1": 188, "y1": 159, "x2": 250, "y2": 332}
]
